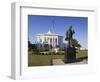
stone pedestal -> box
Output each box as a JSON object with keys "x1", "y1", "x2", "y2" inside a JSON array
[{"x1": 64, "y1": 46, "x2": 76, "y2": 63}]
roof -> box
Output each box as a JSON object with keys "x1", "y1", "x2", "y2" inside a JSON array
[{"x1": 37, "y1": 30, "x2": 63, "y2": 37}]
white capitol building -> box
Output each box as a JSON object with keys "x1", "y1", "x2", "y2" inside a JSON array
[{"x1": 36, "y1": 30, "x2": 65, "y2": 48}]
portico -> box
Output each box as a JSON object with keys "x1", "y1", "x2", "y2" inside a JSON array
[{"x1": 36, "y1": 30, "x2": 63, "y2": 48}]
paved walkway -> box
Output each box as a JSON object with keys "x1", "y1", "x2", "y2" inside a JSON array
[
  {"x1": 52, "y1": 59, "x2": 87, "y2": 65},
  {"x1": 52, "y1": 59, "x2": 65, "y2": 65}
]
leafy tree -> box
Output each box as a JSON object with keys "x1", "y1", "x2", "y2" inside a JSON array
[
  {"x1": 28, "y1": 40, "x2": 32, "y2": 50},
  {"x1": 77, "y1": 44, "x2": 81, "y2": 50},
  {"x1": 31, "y1": 44, "x2": 37, "y2": 50},
  {"x1": 28, "y1": 40, "x2": 38, "y2": 50},
  {"x1": 70, "y1": 39, "x2": 81, "y2": 49},
  {"x1": 44, "y1": 44, "x2": 49, "y2": 51}
]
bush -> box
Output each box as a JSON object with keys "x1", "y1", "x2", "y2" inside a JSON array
[
  {"x1": 38, "y1": 52, "x2": 40, "y2": 55},
  {"x1": 61, "y1": 52, "x2": 64, "y2": 55},
  {"x1": 52, "y1": 52, "x2": 55, "y2": 55},
  {"x1": 46, "y1": 53, "x2": 48, "y2": 55},
  {"x1": 59, "y1": 48, "x2": 64, "y2": 51},
  {"x1": 42, "y1": 53, "x2": 44, "y2": 55},
  {"x1": 49, "y1": 52, "x2": 51, "y2": 55}
]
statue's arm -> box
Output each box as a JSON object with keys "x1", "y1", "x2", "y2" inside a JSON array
[{"x1": 72, "y1": 30, "x2": 75, "y2": 34}]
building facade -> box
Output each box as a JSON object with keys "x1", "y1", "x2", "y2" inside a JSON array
[{"x1": 36, "y1": 30, "x2": 63, "y2": 48}]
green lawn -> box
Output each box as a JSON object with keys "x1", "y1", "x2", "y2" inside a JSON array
[
  {"x1": 28, "y1": 50, "x2": 88, "y2": 66},
  {"x1": 76, "y1": 50, "x2": 88, "y2": 58},
  {"x1": 28, "y1": 54, "x2": 64, "y2": 66}
]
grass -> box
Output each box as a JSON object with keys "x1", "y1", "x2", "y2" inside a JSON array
[
  {"x1": 28, "y1": 54, "x2": 64, "y2": 66},
  {"x1": 28, "y1": 55, "x2": 52, "y2": 66},
  {"x1": 77, "y1": 50, "x2": 88, "y2": 58},
  {"x1": 28, "y1": 50, "x2": 88, "y2": 66}
]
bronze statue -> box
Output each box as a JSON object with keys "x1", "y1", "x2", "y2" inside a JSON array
[
  {"x1": 65, "y1": 26, "x2": 75, "y2": 46},
  {"x1": 64, "y1": 25, "x2": 76, "y2": 63}
]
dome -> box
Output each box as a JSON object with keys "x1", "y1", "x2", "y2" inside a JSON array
[{"x1": 47, "y1": 30, "x2": 52, "y2": 34}]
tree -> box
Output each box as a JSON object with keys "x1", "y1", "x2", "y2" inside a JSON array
[
  {"x1": 31, "y1": 44, "x2": 37, "y2": 50},
  {"x1": 28, "y1": 40, "x2": 38, "y2": 50},
  {"x1": 77, "y1": 44, "x2": 81, "y2": 50},
  {"x1": 44, "y1": 44, "x2": 49, "y2": 51},
  {"x1": 28, "y1": 40, "x2": 32, "y2": 50},
  {"x1": 70, "y1": 39, "x2": 81, "y2": 49}
]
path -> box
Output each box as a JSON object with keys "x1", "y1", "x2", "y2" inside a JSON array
[
  {"x1": 52, "y1": 58, "x2": 87, "y2": 65},
  {"x1": 52, "y1": 59, "x2": 65, "y2": 65}
]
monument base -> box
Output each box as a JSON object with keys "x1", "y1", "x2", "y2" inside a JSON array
[{"x1": 64, "y1": 46, "x2": 76, "y2": 63}]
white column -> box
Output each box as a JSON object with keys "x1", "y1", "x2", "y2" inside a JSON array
[
  {"x1": 53, "y1": 38, "x2": 54, "y2": 48},
  {"x1": 55, "y1": 38, "x2": 56, "y2": 47},
  {"x1": 48, "y1": 37, "x2": 50, "y2": 48},
  {"x1": 57, "y1": 37, "x2": 58, "y2": 46},
  {"x1": 52, "y1": 38, "x2": 53, "y2": 48}
]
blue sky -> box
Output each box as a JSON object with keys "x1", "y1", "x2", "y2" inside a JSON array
[{"x1": 28, "y1": 15, "x2": 88, "y2": 49}]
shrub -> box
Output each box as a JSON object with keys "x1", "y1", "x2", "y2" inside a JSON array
[
  {"x1": 59, "y1": 48, "x2": 64, "y2": 51},
  {"x1": 51, "y1": 52, "x2": 55, "y2": 55},
  {"x1": 42, "y1": 53, "x2": 44, "y2": 55},
  {"x1": 49, "y1": 52, "x2": 51, "y2": 55},
  {"x1": 46, "y1": 53, "x2": 48, "y2": 55}
]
